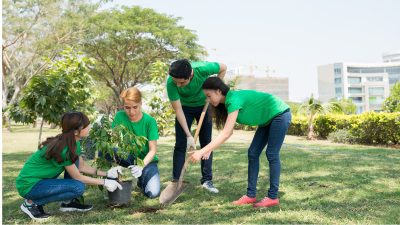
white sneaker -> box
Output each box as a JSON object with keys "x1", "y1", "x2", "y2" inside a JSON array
[{"x1": 202, "y1": 181, "x2": 219, "y2": 193}]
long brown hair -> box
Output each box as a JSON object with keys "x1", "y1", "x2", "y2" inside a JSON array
[
  {"x1": 40, "y1": 111, "x2": 90, "y2": 163},
  {"x1": 202, "y1": 77, "x2": 230, "y2": 129}
]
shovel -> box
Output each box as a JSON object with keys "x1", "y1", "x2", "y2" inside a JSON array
[{"x1": 159, "y1": 101, "x2": 210, "y2": 206}]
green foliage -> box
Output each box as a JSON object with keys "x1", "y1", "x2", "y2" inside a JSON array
[
  {"x1": 331, "y1": 98, "x2": 356, "y2": 115},
  {"x1": 287, "y1": 116, "x2": 308, "y2": 136},
  {"x1": 383, "y1": 82, "x2": 400, "y2": 112},
  {"x1": 349, "y1": 112, "x2": 400, "y2": 145},
  {"x1": 291, "y1": 112, "x2": 400, "y2": 145},
  {"x1": 83, "y1": 115, "x2": 146, "y2": 171},
  {"x1": 83, "y1": 6, "x2": 206, "y2": 101},
  {"x1": 9, "y1": 48, "x2": 95, "y2": 125},
  {"x1": 147, "y1": 61, "x2": 175, "y2": 136},
  {"x1": 327, "y1": 129, "x2": 356, "y2": 144}
]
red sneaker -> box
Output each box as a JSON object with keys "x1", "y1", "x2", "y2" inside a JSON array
[
  {"x1": 253, "y1": 197, "x2": 279, "y2": 208},
  {"x1": 232, "y1": 195, "x2": 257, "y2": 206}
]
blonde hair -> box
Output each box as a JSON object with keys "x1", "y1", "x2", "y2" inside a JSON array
[{"x1": 120, "y1": 87, "x2": 142, "y2": 103}]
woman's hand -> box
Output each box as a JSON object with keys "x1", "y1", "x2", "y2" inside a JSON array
[
  {"x1": 189, "y1": 150, "x2": 204, "y2": 163},
  {"x1": 202, "y1": 151, "x2": 211, "y2": 160}
]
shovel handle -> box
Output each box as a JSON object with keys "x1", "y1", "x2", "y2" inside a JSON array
[{"x1": 178, "y1": 101, "x2": 210, "y2": 187}]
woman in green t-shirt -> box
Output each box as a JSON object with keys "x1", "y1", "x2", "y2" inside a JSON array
[
  {"x1": 109, "y1": 87, "x2": 161, "y2": 199},
  {"x1": 189, "y1": 77, "x2": 292, "y2": 208},
  {"x1": 16, "y1": 112, "x2": 123, "y2": 221}
]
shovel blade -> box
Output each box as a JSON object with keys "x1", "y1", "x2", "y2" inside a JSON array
[{"x1": 159, "y1": 181, "x2": 188, "y2": 206}]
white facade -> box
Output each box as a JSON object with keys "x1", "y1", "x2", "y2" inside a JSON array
[
  {"x1": 318, "y1": 62, "x2": 400, "y2": 114},
  {"x1": 383, "y1": 50, "x2": 400, "y2": 63}
]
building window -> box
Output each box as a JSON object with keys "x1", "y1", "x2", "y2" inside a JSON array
[
  {"x1": 369, "y1": 87, "x2": 384, "y2": 95},
  {"x1": 348, "y1": 87, "x2": 362, "y2": 93},
  {"x1": 360, "y1": 67, "x2": 385, "y2": 73},
  {"x1": 350, "y1": 97, "x2": 363, "y2": 103},
  {"x1": 385, "y1": 66, "x2": 400, "y2": 74},
  {"x1": 335, "y1": 87, "x2": 342, "y2": 94},
  {"x1": 334, "y1": 68, "x2": 342, "y2": 74},
  {"x1": 366, "y1": 76, "x2": 383, "y2": 82},
  {"x1": 369, "y1": 96, "x2": 384, "y2": 104},
  {"x1": 356, "y1": 106, "x2": 363, "y2": 114},
  {"x1": 347, "y1": 67, "x2": 361, "y2": 73},
  {"x1": 348, "y1": 77, "x2": 361, "y2": 84},
  {"x1": 334, "y1": 78, "x2": 342, "y2": 84}
]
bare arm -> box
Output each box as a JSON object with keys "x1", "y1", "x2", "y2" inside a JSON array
[
  {"x1": 78, "y1": 156, "x2": 106, "y2": 177},
  {"x1": 171, "y1": 100, "x2": 192, "y2": 137},
  {"x1": 143, "y1": 140, "x2": 157, "y2": 166},
  {"x1": 217, "y1": 63, "x2": 227, "y2": 80},
  {"x1": 65, "y1": 163, "x2": 105, "y2": 186}
]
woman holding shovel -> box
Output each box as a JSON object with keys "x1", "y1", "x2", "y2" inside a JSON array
[
  {"x1": 189, "y1": 76, "x2": 291, "y2": 208},
  {"x1": 110, "y1": 87, "x2": 161, "y2": 199},
  {"x1": 16, "y1": 111, "x2": 122, "y2": 221},
  {"x1": 167, "y1": 59, "x2": 226, "y2": 193}
]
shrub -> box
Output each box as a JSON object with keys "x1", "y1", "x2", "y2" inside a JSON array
[
  {"x1": 327, "y1": 129, "x2": 356, "y2": 144},
  {"x1": 287, "y1": 116, "x2": 308, "y2": 136},
  {"x1": 314, "y1": 114, "x2": 355, "y2": 138}
]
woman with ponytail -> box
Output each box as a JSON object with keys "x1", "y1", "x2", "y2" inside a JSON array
[
  {"x1": 189, "y1": 76, "x2": 292, "y2": 208},
  {"x1": 16, "y1": 111, "x2": 123, "y2": 221}
]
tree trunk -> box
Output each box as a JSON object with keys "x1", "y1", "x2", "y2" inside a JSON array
[
  {"x1": 38, "y1": 119, "x2": 44, "y2": 147},
  {"x1": 307, "y1": 114, "x2": 315, "y2": 140}
]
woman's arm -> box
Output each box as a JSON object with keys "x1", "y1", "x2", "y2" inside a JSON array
[
  {"x1": 65, "y1": 163, "x2": 104, "y2": 185},
  {"x1": 189, "y1": 110, "x2": 238, "y2": 162},
  {"x1": 217, "y1": 63, "x2": 227, "y2": 80},
  {"x1": 142, "y1": 140, "x2": 157, "y2": 166},
  {"x1": 78, "y1": 156, "x2": 106, "y2": 177}
]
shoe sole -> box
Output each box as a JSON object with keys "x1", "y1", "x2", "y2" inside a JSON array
[
  {"x1": 59, "y1": 206, "x2": 93, "y2": 212},
  {"x1": 20, "y1": 204, "x2": 49, "y2": 221},
  {"x1": 201, "y1": 186, "x2": 219, "y2": 193}
]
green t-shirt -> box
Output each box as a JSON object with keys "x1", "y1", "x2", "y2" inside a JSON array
[
  {"x1": 225, "y1": 90, "x2": 290, "y2": 126},
  {"x1": 167, "y1": 61, "x2": 220, "y2": 107},
  {"x1": 112, "y1": 111, "x2": 159, "y2": 162},
  {"x1": 16, "y1": 141, "x2": 82, "y2": 197}
]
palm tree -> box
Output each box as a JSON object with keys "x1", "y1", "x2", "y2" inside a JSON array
[{"x1": 300, "y1": 94, "x2": 343, "y2": 140}]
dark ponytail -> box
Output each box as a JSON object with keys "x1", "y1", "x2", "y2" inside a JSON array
[
  {"x1": 40, "y1": 111, "x2": 90, "y2": 163},
  {"x1": 202, "y1": 76, "x2": 230, "y2": 129}
]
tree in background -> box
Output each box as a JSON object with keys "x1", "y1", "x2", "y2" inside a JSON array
[
  {"x1": 300, "y1": 94, "x2": 343, "y2": 140},
  {"x1": 2, "y1": 0, "x2": 100, "y2": 128},
  {"x1": 146, "y1": 61, "x2": 175, "y2": 136},
  {"x1": 383, "y1": 82, "x2": 400, "y2": 112},
  {"x1": 82, "y1": 6, "x2": 206, "y2": 103},
  {"x1": 330, "y1": 98, "x2": 356, "y2": 115},
  {"x1": 9, "y1": 48, "x2": 95, "y2": 145}
]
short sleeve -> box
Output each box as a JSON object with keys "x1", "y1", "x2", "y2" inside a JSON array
[
  {"x1": 148, "y1": 117, "x2": 159, "y2": 141},
  {"x1": 166, "y1": 77, "x2": 180, "y2": 101}
]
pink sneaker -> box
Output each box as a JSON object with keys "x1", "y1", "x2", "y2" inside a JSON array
[
  {"x1": 253, "y1": 197, "x2": 279, "y2": 208},
  {"x1": 232, "y1": 195, "x2": 257, "y2": 206}
]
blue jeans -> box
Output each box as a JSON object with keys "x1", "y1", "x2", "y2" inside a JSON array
[
  {"x1": 246, "y1": 110, "x2": 291, "y2": 199},
  {"x1": 25, "y1": 159, "x2": 85, "y2": 206},
  {"x1": 173, "y1": 105, "x2": 213, "y2": 184},
  {"x1": 98, "y1": 150, "x2": 160, "y2": 198}
]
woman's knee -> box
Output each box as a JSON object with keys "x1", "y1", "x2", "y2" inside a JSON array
[{"x1": 71, "y1": 180, "x2": 85, "y2": 196}]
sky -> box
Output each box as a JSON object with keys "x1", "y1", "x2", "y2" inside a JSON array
[{"x1": 105, "y1": 0, "x2": 400, "y2": 102}]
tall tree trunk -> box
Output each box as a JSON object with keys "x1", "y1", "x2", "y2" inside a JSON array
[
  {"x1": 38, "y1": 119, "x2": 44, "y2": 147},
  {"x1": 307, "y1": 114, "x2": 315, "y2": 140}
]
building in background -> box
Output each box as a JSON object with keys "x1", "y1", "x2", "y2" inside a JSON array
[
  {"x1": 318, "y1": 57, "x2": 400, "y2": 114},
  {"x1": 226, "y1": 65, "x2": 289, "y2": 101}
]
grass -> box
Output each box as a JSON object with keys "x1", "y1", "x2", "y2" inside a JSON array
[{"x1": 2, "y1": 126, "x2": 400, "y2": 224}]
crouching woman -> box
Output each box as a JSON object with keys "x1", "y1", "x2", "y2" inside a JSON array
[{"x1": 16, "y1": 111, "x2": 122, "y2": 221}]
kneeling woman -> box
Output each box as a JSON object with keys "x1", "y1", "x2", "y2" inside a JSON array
[
  {"x1": 16, "y1": 112, "x2": 123, "y2": 221},
  {"x1": 190, "y1": 77, "x2": 291, "y2": 208},
  {"x1": 110, "y1": 87, "x2": 161, "y2": 199}
]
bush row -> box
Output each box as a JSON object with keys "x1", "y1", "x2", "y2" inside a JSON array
[{"x1": 288, "y1": 112, "x2": 400, "y2": 145}]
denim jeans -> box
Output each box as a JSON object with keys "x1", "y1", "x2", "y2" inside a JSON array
[
  {"x1": 246, "y1": 110, "x2": 291, "y2": 199},
  {"x1": 98, "y1": 149, "x2": 160, "y2": 198},
  {"x1": 173, "y1": 105, "x2": 213, "y2": 184},
  {"x1": 24, "y1": 159, "x2": 85, "y2": 206}
]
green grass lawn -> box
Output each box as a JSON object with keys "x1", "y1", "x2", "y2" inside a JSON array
[{"x1": 2, "y1": 126, "x2": 400, "y2": 224}]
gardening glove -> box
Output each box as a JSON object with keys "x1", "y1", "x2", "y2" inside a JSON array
[
  {"x1": 106, "y1": 166, "x2": 122, "y2": 179},
  {"x1": 187, "y1": 136, "x2": 196, "y2": 150},
  {"x1": 104, "y1": 179, "x2": 123, "y2": 192},
  {"x1": 128, "y1": 165, "x2": 143, "y2": 178}
]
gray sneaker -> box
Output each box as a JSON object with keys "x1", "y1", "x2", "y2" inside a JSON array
[{"x1": 202, "y1": 181, "x2": 219, "y2": 193}]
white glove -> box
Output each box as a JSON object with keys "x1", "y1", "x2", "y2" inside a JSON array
[
  {"x1": 128, "y1": 165, "x2": 143, "y2": 178},
  {"x1": 104, "y1": 179, "x2": 123, "y2": 192},
  {"x1": 106, "y1": 166, "x2": 122, "y2": 179},
  {"x1": 187, "y1": 136, "x2": 196, "y2": 150}
]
